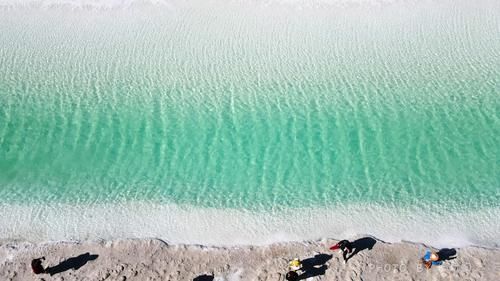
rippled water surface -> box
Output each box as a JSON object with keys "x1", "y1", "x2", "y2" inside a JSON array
[{"x1": 0, "y1": 0, "x2": 499, "y2": 245}]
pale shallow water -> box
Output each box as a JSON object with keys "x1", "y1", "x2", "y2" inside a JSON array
[
  {"x1": 1, "y1": 202, "x2": 499, "y2": 248},
  {"x1": 0, "y1": 0, "x2": 499, "y2": 247}
]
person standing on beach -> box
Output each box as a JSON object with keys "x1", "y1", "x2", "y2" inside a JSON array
[
  {"x1": 31, "y1": 257, "x2": 46, "y2": 274},
  {"x1": 330, "y1": 240, "x2": 353, "y2": 262},
  {"x1": 285, "y1": 258, "x2": 302, "y2": 280}
]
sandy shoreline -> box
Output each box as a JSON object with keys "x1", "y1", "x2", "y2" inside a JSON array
[{"x1": 1, "y1": 237, "x2": 498, "y2": 281}]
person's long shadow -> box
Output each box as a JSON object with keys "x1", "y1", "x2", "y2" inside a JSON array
[
  {"x1": 46, "y1": 252, "x2": 98, "y2": 275},
  {"x1": 346, "y1": 237, "x2": 377, "y2": 261},
  {"x1": 193, "y1": 274, "x2": 214, "y2": 281},
  {"x1": 437, "y1": 248, "x2": 457, "y2": 261},
  {"x1": 298, "y1": 253, "x2": 332, "y2": 280}
]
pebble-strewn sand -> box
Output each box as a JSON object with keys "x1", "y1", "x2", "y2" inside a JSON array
[{"x1": 1, "y1": 238, "x2": 499, "y2": 280}]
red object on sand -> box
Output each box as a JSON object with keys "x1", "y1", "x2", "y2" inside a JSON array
[{"x1": 329, "y1": 244, "x2": 340, "y2": 250}]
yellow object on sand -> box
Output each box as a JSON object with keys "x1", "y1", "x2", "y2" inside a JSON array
[{"x1": 289, "y1": 258, "x2": 302, "y2": 270}]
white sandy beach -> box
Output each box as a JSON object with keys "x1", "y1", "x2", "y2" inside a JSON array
[
  {"x1": 0, "y1": 1, "x2": 499, "y2": 281},
  {"x1": 1, "y1": 238, "x2": 499, "y2": 280}
]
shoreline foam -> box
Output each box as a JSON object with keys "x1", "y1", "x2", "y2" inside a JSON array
[{"x1": 1, "y1": 202, "x2": 499, "y2": 249}]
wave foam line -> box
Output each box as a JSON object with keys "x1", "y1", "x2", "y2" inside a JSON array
[
  {"x1": 1, "y1": 202, "x2": 498, "y2": 249},
  {"x1": 0, "y1": 0, "x2": 414, "y2": 10},
  {"x1": 0, "y1": 0, "x2": 172, "y2": 9}
]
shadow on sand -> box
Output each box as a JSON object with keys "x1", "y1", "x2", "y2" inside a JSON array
[
  {"x1": 346, "y1": 237, "x2": 377, "y2": 261},
  {"x1": 46, "y1": 252, "x2": 98, "y2": 275},
  {"x1": 299, "y1": 253, "x2": 332, "y2": 280},
  {"x1": 193, "y1": 274, "x2": 214, "y2": 281},
  {"x1": 437, "y1": 248, "x2": 457, "y2": 261}
]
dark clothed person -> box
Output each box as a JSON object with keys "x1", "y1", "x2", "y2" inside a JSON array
[
  {"x1": 31, "y1": 257, "x2": 45, "y2": 274},
  {"x1": 338, "y1": 240, "x2": 353, "y2": 261}
]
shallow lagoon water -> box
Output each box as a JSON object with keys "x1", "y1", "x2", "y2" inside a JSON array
[{"x1": 0, "y1": 0, "x2": 499, "y2": 246}]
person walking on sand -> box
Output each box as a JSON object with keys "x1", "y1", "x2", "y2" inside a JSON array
[
  {"x1": 31, "y1": 257, "x2": 46, "y2": 274},
  {"x1": 330, "y1": 240, "x2": 353, "y2": 262}
]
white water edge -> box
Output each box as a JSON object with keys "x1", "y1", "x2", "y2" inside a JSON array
[
  {"x1": 1, "y1": 202, "x2": 499, "y2": 249},
  {"x1": 0, "y1": 0, "x2": 435, "y2": 10},
  {"x1": 0, "y1": 0, "x2": 497, "y2": 13}
]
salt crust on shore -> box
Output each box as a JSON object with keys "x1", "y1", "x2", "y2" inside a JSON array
[{"x1": 1, "y1": 238, "x2": 499, "y2": 280}]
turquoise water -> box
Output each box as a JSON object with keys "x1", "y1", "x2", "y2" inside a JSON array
[{"x1": 0, "y1": 0, "x2": 499, "y2": 245}]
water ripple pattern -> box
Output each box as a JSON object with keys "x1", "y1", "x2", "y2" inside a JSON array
[{"x1": 0, "y1": 0, "x2": 499, "y2": 245}]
